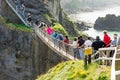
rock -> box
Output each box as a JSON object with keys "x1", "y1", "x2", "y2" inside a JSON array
[
  {"x1": 0, "y1": 25, "x2": 66, "y2": 80},
  {"x1": 94, "y1": 14, "x2": 120, "y2": 31}
]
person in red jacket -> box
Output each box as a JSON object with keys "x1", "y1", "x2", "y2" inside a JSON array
[
  {"x1": 64, "y1": 36, "x2": 70, "y2": 52},
  {"x1": 103, "y1": 30, "x2": 111, "y2": 47}
]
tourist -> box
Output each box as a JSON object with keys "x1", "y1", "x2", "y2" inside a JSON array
[
  {"x1": 77, "y1": 36, "x2": 85, "y2": 60},
  {"x1": 39, "y1": 21, "x2": 45, "y2": 28},
  {"x1": 111, "y1": 34, "x2": 118, "y2": 47},
  {"x1": 35, "y1": 19, "x2": 40, "y2": 26},
  {"x1": 46, "y1": 26, "x2": 53, "y2": 35},
  {"x1": 84, "y1": 37, "x2": 92, "y2": 64},
  {"x1": 117, "y1": 36, "x2": 120, "y2": 49},
  {"x1": 14, "y1": 0, "x2": 20, "y2": 11},
  {"x1": 92, "y1": 36, "x2": 106, "y2": 59},
  {"x1": 26, "y1": 13, "x2": 32, "y2": 26},
  {"x1": 52, "y1": 31, "x2": 58, "y2": 47},
  {"x1": 103, "y1": 30, "x2": 111, "y2": 47},
  {"x1": 110, "y1": 34, "x2": 118, "y2": 57},
  {"x1": 56, "y1": 33, "x2": 64, "y2": 50},
  {"x1": 21, "y1": 3, "x2": 25, "y2": 17},
  {"x1": 64, "y1": 36, "x2": 70, "y2": 52},
  {"x1": 84, "y1": 37, "x2": 92, "y2": 47},
  {"x1": 72, "y1": 37, "x2": 79, "y2": 58}
]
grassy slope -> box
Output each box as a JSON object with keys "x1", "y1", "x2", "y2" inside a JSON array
[
  {"x1": 36, "y1": 61, "x2": 110, "y2": 80},
  {"x1": 0, "y1": 16, "x2": 33, "y2": 33}
]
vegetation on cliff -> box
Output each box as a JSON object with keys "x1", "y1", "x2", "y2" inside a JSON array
[
  {"x1": 36, "y1": 61, "x2": 110, "y2": 80},
  {"x1": 94, "y1": 14, "x2": 120, "y2": 31},
  {"x1": 52, "y1": 23, "x2": 68, "y2": 36},
  {"x1": 0, "y1": 16, "x2": 33, "y2": 32}
]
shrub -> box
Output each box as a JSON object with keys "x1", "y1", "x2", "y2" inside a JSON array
[
  {"x1": 52, "y1": 23, "x2": 68, "y2": 36},
  {"x1": 97, "y1": 72, "x2": 109, "y2": 80}
]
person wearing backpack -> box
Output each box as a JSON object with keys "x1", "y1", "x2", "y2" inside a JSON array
[
  {"x1": 56, "y1": 33, "x2": 64, "y2": 49},
  {"x1": 52, "y1": 31, "x2": 58, "y2": 47}
]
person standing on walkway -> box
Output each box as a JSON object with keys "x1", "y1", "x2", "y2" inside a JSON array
[
  {"x1": 84, "y1": 37, "x2": 92, "y2": 64},
  {"x1": 73, "y1": 37, "x2": 79, "y2": 59},
  {"x1": 46, "y1": 26, "x2": 53, "y2": 35},
  {"x1": 84, "y1": 37, "x2": 92, "y2": 47},
  {"x1": 110, "y1": 34, "x2": 118, "y2": 57},
  {"x1": 111, "y1": 34, "x2": 118, "y2": 47},
  {"x1": 56, "y1": 33, "x2": 64, "y2": 50},
  {"x1": 14, "y1": 0, "x2": 20, "y2": 11},
  {"x1": 92, "y1": 36, "x2": 106, "y2": 59},
  {"x1": 103, "y1": 30, "x2": 111, "y2": 47},
  {"x1": 52, "y1": 30, "x2": 58, "y2": 47},
  {"x1": 64, "y1": 36, "x2": 70, "y2": 52},
  {"x1": 77, "y1": 36, "x2": 85, "y2": 60},
  {"x1": 117, "y1": 36, "x2": 120, "y2": 52},
  {"x1": 26, "y1": 13, "x2": 32, "y2": 26},
  {"x1": 21, "y1": 2, "x2": 25, "y2": 18}
]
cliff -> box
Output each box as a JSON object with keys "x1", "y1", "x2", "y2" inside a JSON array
[
  {"x1": 94, "y1": 14, "x2": 120, "y2": 31},
  {"x1": 0, "y1": 18, "x2": 66, "y2": 80},
  {"x1": 1, "y1": 0, "x2": 78, "y2": 36}
]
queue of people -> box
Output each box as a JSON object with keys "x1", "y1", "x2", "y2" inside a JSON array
[{"x1": 36, "y1": 20, "x2": 120, "y2": 61}]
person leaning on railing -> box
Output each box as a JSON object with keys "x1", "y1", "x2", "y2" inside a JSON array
[
  {"x1": 110, "y1": 34, "x2": 118, "y2": 57},
  {"x1": 56, "y1": 33, "x2": 64, "y2": 50},
  {"x1": 64, "y1": 36, "x2": 70, "y2": 52},
  {"x1": 84, "y1": 37, "x2": 92, "y2": 65},
  {"x1": 52, "y1": 30, "x2": 58, "y2": 47},
  {"x1": 117, "y1": 36, "x2": 120, "y2": 50},
  {"x1": 92, "y1": 36, "x2": 106, "y2": 59},
  {"x1": 72, "y1": 37, "x2": 79, "y2": 59},
  {"x1": 77, "y1": 36, "x2": 85, "y2": 60}
]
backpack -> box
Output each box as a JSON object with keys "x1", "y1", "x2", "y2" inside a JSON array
[{"x1": 59, "y1": 34, "x2": 64, "y2": 40}]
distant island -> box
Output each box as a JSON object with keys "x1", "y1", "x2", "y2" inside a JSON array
[{"x1": 94, "y1": 14, "x2": 120, "y2": 31}]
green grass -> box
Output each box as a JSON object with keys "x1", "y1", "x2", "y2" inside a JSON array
[
  {"x1": 0, "y1": 16, "x2": 33, "y2": 32},
  {"x1": 36, "y1": 61, "x2": 111, "y2": 80},
  {"x1": 7, "y1": 23, "x2": 33, "y2": 32}
]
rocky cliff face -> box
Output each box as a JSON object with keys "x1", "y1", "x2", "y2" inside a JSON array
[
  {"x1": 1, "y1": 0, "x2": 78, "y2": 35},
  {"x1": 0, "y1": 25, "x2": 65, "y2": 80}
]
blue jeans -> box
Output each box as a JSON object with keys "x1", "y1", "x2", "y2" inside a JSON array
[
  {"x1": 79, "y1": 48, "x2": 84, "y2": 60},
  {"x1": 73, "y1": 48, "x2": 79, "y2": 58}
]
